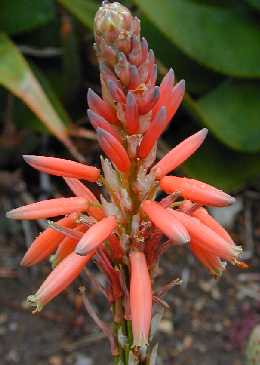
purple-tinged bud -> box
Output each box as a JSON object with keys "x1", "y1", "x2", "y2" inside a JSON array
[
  {"x1": 141, "y1": 37, "x2": 149, "y2": 63},
  {"x1": 125, "y1": 92, "x2": 139, "y2": 134},
  {"x1": 131, "y1": 16, "x2": 141, "y2": 37},
  {"x1": 94, "y1": 2, "x2": 132, "y2": 41},
  {"x1": 108, "y1": 80, "x2": 126, "y2": 103},
  {"x1": 129, "y1": 65, "x2": 141, "y2": 90},
  {"x1": 87, "y1": 88, "x2": 118, "y2": 124},
  {"x1": 87, "y1": 109, "x2": 121, "y2": 142},
  {"x1": 99, "y1": 39, "x2": 117, "y2": 66},
  {"x1": 149, "y1": 64, "x2": 158, "y2": 87},
  {"x1": 160, "y1": 68, "x2": 175, "y2": 94},
  {"x1": 128, "y1": 37, "x2": 142, "y2": 66},
  {"x1": 147, "y1": 50, "x2": 155, "y2": 76},
  {"x1": 115, "y1": 52, "x2": 130, "y2": 86},
  {"x1": 99, "y1": 63, "x2": 119, "y2": 85},
  {"x1": 138, "y1": 86, "x2": 160, "y2": 115}
]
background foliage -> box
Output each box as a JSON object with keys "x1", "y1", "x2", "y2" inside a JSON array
[{"x1": 0, "y1": 0, "x2": 260, "y2": 191}]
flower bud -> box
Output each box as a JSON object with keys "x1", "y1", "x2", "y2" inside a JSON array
[{"x1": 94, "y1": 2, "x2": 132, "y2": 41}]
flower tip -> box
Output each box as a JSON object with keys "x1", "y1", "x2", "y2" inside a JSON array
[
  {"x1": 22, "y1": 154, "x2": 36, "y2": 164},
  {"x1": 201, "y1": 128, "x2": 208, "y2": 138},
  {"x1": 20, "y1": 256, "x2": 30, "y2": 267},
  {"x1": 5, "y1": 209, "x2": 17, "y2": 220},
  {"x1": 227, "y1": 196, "x2": 236, "y2": 205},
  {"x1": 27, "y1": 294, "x2": 44, "y2": 313}
]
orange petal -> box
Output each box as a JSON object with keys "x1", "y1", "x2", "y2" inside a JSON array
[
  {"x1": 21, "y1": 214, "x2": 78, "y2": 267},
  {"x1": 76, "y1": 216, "x2": 117, "y2": 255},
  {"x1": 6, "y1": 197, "x2": 88, "y2": 220},
  {"x1": 130, "y1": 251, "x2": 152, "y2": 347},
  {"x1": 23, "y1": 155, "x2": 100, "y2": 182},
  {"x1": 141, "y1": 200, "x2": 190, "y2": 244},
  {"x1": 161, "y1": 176, "x2": 235, "y2": 207}
]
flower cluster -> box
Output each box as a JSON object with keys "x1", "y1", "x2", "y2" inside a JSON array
[{"x1": 6, "y1": 2, "x2": 244, "y2": 362}]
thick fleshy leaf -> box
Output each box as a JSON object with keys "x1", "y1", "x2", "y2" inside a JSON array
[
  {"x1": 57, "y1": 0, "x2": 98, "y2": 29},
  {"x1": 0, "y1": 0, "x2": 55, "y2": 35},
  {"x1": 246, "y1": 0, "x2": 260, "y2": 11},
  {"x1": 0, "y1": 34, "x2": 70, "y2": 145},
  {"x1": 195, "y1": 80, "x2": 260, "y2": 152},
  {"x1": 181, "y1": 136, "x2": 260, "y2": 192},
  {"x1": 134, "y1": 0, "x2": 260, "y2": 78}
]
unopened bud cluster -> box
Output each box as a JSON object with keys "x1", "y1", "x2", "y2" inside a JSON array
[{"x1": 6, "y1": 2, "x2": 245, "y2": 364}]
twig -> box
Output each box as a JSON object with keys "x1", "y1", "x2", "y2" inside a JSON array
[
  {"x1": 62, "y1": 333, "x2": 106, "y2": 352},
  {"x1": 80, "y1": 288, "x2": 118, "y2": 355},
  {"x1": 82, "y1": 268, "x2": 109, "y2": 300}
]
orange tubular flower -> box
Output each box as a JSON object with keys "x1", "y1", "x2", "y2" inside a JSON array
[
  {"x1": 191, "y1": 206, "x2": 234, "y2": 244},
  {"x1": 152, "y1": 128, "x2": 208, "y2": 179},
  {"x1": 28, "y1": 252, "x2": 93, "y2": 312},
  {"x1": 190, "y1": 240, "x2": 227, "y2": 277},
  {"x1": 96, "y1": 128, "x2": 131, "y2": 173},
  {"x1": 141, "y1": 200, "x2": 190, "y2": 244},
  {"x1": 23, "y1": 155, "x2": 100, "y2": 182},
  {"x1": 160, "y1": 176, "x2": 235, "y2": 207},
  {"x1": 21, "y1": 213, "x2": 78, "y2": 267},
  {"x1": 6, "y1": 197, "x2": 88, "y2": 220},
  {"x1": 6, "y1": 3, "x2": 246, "y2": 363},
  {"x1": 76, "y1": 216, "x2": 117, "y2": 255},
  {"x1": 130, "y1": 251, "x2": 152, "y2": 347},
  {"x1": 168, "y1": 210, "x2": 242, "y2": 262}
]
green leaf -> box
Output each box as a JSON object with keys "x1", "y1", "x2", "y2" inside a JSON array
[
  {"x1": 246, "y1": 0, "x2": 260, "y2": 11},
  {"x1": 181, "y1": 136, "x2": 260, "y2": 192},
  {"x1": 141, "y1": 16, "x2": 222, "y2": 95},
  {"x1": 57, "y1": 0, "x2": 98, "y2": 29},
  {"x1": 0, "y1": 33, "x2": 69, "y2": 144},
  {"x1": 134, "y1": 0, "x2": 260, "y2": 78},
  {"x1": 0, "y1": 0, "x2": 55, "y2": 35},
  {"x1": 184, "y1": 80, "x2": 260, "y2": 152}
]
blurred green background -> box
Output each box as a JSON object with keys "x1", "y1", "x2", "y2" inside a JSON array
[{"x1": 1, "y1": 0, "x2": 260, "y2": 191}]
